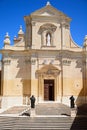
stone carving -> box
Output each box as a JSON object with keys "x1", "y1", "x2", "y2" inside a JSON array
[
  {"x1": 36, "y1": 65, "x2": 60, "y2": 78},
  {"x1": 39, "y1": 23, "x2": 57, "y2": 34}
]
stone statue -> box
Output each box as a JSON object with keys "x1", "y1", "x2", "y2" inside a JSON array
[
  {"x1": 46, "y1": 33, "x2": 51, "y2": 46},
  {"x1": 30, "y1": 95, "x2": 36, "y2": 108}
]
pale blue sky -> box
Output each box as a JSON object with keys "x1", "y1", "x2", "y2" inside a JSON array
[{"x1": 0, "y1": 0, "x2": 87, "y2": 48}]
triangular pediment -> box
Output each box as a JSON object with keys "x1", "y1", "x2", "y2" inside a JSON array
[
  {"x1": 30, "y1": 4, "x2": 71, "y2": 21},
  {"x1": 40, "y1": 11, "x2": 55, "y2": 16}
]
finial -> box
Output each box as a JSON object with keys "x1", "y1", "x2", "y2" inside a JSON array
[
  {"x1": 18, "y1": 25, "x2": 24, "y2": 39},
  {"x1": 20, "y1": 25, "x2": 22, "y2": 29},
  {"x1": 83, "y1": 35, "x2": 87, "y2": 47},
  {"x1": 4, "y1": 32, "x2": 10, "y2": 45},
  {"x1": 6, "y1": 32, "x2": 9, "y2": 36},
  {"x1": 18, "y1": 25, "x2": 24, "y2": 35},
  {"x1": 46, "y1": 1, "x2": 51, "y2": 6},
  {"x1": 84, "y1": 35, "x2": 87, "y2": 41},
  {"x1": 14, "y1": 35, "x2": 17, "y2": 40}
]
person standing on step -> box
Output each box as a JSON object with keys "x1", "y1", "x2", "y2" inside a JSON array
[
  {"x1": 30, "y1": 95, "x2": 36, "y2": 108},
  {"x1": 69, "y1": 95, "x2": 75, "y2": 108}
]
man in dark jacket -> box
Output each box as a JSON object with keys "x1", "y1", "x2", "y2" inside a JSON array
[
  {"x1": 70, "y1": 95, "x2": 75, "y2": 108},
  {"x1": 30, "y1": 95, "x2": 36, "y2": 108}
]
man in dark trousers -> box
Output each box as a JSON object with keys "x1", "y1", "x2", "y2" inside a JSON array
[
  {"x1": 30, "y1": 95, "x2": 36, "y2": 108},
  {"x1": 70, "y1": 95, "x2": 75, "y2": 108}
]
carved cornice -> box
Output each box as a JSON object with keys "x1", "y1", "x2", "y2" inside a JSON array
[
  {"x1": 62, "y1": 60, "x2": 71, "y2": 66},
  {"x1": 3, "y1": 59, "x2": 11, "y2": 65}
]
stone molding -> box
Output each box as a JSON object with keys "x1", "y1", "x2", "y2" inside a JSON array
[
  {"x1": 62, "y1": 60, "x2": 71, "y2": 66},
  {"x1": 25, "y1": 58, "x2": 36, "y2": 65}
]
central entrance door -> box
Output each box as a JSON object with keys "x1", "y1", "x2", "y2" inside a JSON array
[{"x1": 44, "y1": 79, "x2": 54, "y2": 101}]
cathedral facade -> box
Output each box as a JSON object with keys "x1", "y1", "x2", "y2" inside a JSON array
[{"x1": 0, "y1": 2, "x2": 87, "y2": 109}]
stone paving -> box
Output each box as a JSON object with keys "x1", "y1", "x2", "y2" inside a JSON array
[{"x1": 36, "y1": 103, "x2": 71, "y2": 116}]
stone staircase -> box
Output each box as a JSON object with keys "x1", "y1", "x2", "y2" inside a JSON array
[{"x1": 0, "y1": 103, "x2": 87, "y2": 129}]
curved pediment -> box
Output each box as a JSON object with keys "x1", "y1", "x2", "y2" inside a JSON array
[{"x1": 36, "y1": 64, "x2": 60, "y2": 76}]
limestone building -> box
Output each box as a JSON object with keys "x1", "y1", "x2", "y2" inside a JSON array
[{"x1": 0, "y1": 2, "x2": 87, "y2": 109}]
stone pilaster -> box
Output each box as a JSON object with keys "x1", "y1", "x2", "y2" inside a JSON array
[
  {"x1": 30, "y1": 57, "x2": 37, "y2": 98},
  {"x1": 83, "y1": 35, "x2": 87, "y2": 103},
  {"x1": 24, "y1": 16, "x2": 32, "y2": 48},
  {"x1": 2, "y1": 55, "x2": 11, "y2": 96},
  {"x1": 61, "y1": 22, "x2": 65, "y2": 48}
]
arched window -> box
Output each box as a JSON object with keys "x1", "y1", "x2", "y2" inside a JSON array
[{"x1": 46, "y1": 33, "x2": 51, "y2": 46}]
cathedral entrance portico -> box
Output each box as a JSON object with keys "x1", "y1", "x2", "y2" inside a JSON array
[{"x1": 36, "y1": 65, "x2": 61, "y2": 102}]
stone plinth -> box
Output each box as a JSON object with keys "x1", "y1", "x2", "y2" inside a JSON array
[
  {"x1": 30, "y1": 108, "x2": 36, "y2": 117},
  {"x1": 71, "y1": 108, "x2": 77, "y2": 117}
]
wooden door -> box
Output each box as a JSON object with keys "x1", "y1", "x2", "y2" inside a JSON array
[
  {"x1": 44, "y1": 84, "x2": 49, "y2": 100},
  {"x1": 44, "y1": 80, "x2": 54, "y2": 101}
]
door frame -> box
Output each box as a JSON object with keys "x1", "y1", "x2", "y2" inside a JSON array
[{"x1": 36, "y1": 64, "x2": 61, "y2": 102}]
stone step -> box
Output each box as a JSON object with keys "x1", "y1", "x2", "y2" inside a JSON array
[
  {"x1": 0, "y1": 116, "x2": 87, "y2": 129},
  {"x1": 0, "y1": 117, "x2": 73, "y2": 129}
]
